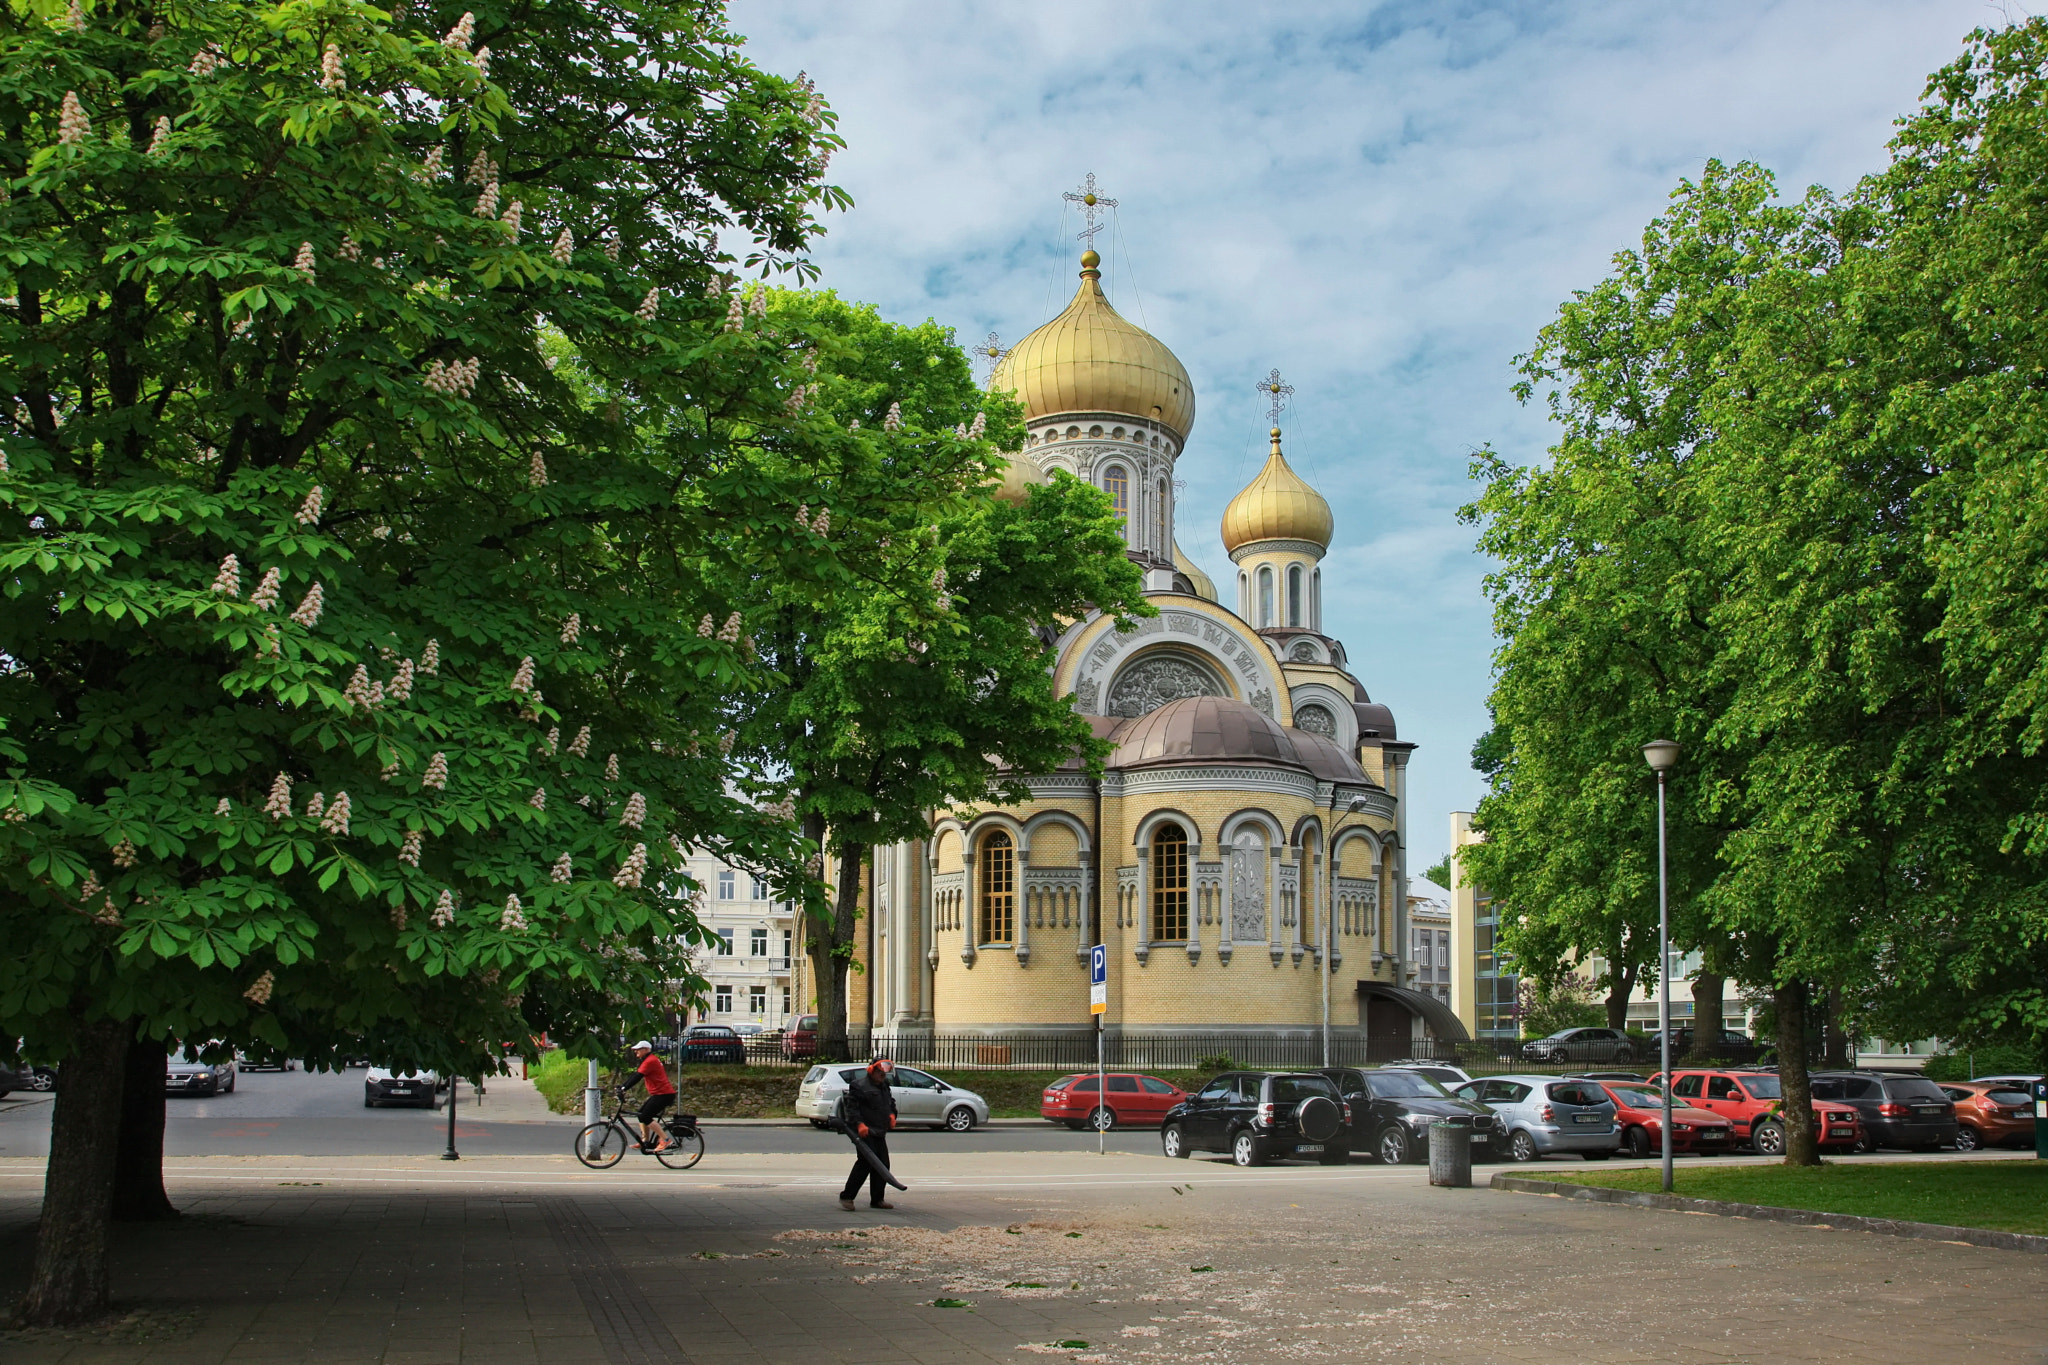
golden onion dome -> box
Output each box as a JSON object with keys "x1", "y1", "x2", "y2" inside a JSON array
[
  {"x1": 1221, "y1": 428, "x2": 1333, "y2": 553},
  {"x1": 1171, "y1": 539, "x2": 1218, "y2": 601},
  {"x1": 990, "y1": 250, "x2": 1195, "y2": 441},
  {"x1": 989, "y1": 450, "x2": 1049, "y2": 506}
]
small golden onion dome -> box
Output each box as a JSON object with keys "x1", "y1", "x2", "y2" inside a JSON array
[
  {"x1": 1171, "y1": 539, "x2": 1219, "y2": 601},
  {"x1": 989, "y1": 450, "x2": 1049, "y2": 506},
  {"x1": 990, "y1": 252, "x2": 1196, "y2": 441},
  {"x1": 1221, "y1": 428, "x2": 1333, "y2": 552}
]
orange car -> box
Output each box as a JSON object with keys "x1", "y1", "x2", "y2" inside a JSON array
[{"x1": 1937, "y1": 1080, "x2": 2038, "y2": 1150}]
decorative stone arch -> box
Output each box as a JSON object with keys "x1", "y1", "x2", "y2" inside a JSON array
[
  {"x1": 1215, "y1": 808, "x2": 1286, "y2": 966},
  {"x1": 1126, "y1": 808, "x2": 1204, "y2": 968},
  {"x1": 950, "y1": 814, "x2": 1026, "y2": 968},
  {"x1": 1021, "y1": 810, "x2": 1094, "y2": 964},
  {"x1": 1133, "y1": 806, "x2": 1205, "y2": 854},
  {"x1": 1022, "y1": 808, "x2": 1093, "y2": 862},
  {"x1": 1105, "y1": 647, "x2": 1231, "y2": 720},
  {"x1": 1288, "y1": 681, "x2": 1357, "y2": 750},
  {"x1": 1061, "y1": 606, "x2": 1287, "y2": 723}
]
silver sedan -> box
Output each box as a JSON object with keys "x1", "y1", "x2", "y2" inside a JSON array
[{"x1": 794, "y1": 1064, "x2": 990, "y2": 1132}]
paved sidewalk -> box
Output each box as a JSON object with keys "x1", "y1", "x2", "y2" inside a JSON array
[{"x1": 2, "y1": 1151, "x2": 2044, "y2": 1363}]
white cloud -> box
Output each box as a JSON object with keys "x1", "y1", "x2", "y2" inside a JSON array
[{"x1": 731, "y1": 0, "x2": 1991, "y2": 865}]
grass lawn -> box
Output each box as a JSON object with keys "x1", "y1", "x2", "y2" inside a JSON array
[
  {"x1": 527, "y1": 1053, "x2": 1210, "y2": 1119},
  {"x1": 1540, "y1": 1160, "x2": 2048, "y2": 1235}
]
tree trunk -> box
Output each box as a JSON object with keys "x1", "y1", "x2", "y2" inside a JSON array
[
  {"x1": 1689, "y1": 972, "x2": 1725, "y2": 1060},
  {"x1": 19, "y1": 1015, "x2": 129, "y2": 1326},
  {"x1": 113, "y1": 1027, "x2": 176, "y2": 1223},
  {"x1": 1773, "y1": 978, "x2": 1820, "y2": 1167},
  {"x1": 1604, "y1": 959, "x2": 1637, "y2": 1032},
  {"x1": 810, "y1": 836, "x2": 867, "y2": 1063}
]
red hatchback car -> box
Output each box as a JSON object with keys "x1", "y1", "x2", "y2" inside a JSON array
[
  {"x1": 1598, "y1": 1081, "x2": 1734, "y2": 1157},
  {"x1": 1042, "y1": 1073, "x2": 1187, "y2": 1130},
  {"x1": 1652, "y1": 1068, "x2": 1863, "y2": 1154}
]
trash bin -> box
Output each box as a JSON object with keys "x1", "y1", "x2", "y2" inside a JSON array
[
  {"x1": 1429, "y1": 1116, "x2": 1473, "y2": 1187},
  {"x1": 2034, "y1": 1079, "x2": 2047, "y2": 1161}
]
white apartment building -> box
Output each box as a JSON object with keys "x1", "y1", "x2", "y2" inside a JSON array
[
  {"x1": 680, "y1": 851, "x2": 796, "y2": 1031},
  {"x1": 1407, "y1": 876, "x2": 1452, "y2": 1007}
]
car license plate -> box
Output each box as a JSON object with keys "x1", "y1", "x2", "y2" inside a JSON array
[
  {"x1": 1572, "y1": 1113, "x2": 1603, "y2": 1125},
  {"x1": 1471, "y1": 1134, "x2": 1488, "y2": 1145},
  {"x1": 1913, "y1": 1105, "x2": 1943, "y2": 1116},
  {"x1": 390, "y1": 1088, "x2": 411, "y2": 1095},
  {"x1": 1294, "y1": 1143, "x2": 1324, "y2": 1153}
]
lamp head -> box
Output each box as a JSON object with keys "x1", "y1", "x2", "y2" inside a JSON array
[
  {"x1": 1641, "y1": 739, "x2": 1681, "y2": 773},
  {"x1": 1346, "y1": 797, "x2": 1368, "y2": 813}
]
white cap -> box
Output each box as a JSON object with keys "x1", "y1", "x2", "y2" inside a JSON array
[{"x1": 631, "y1": 1040, "x2": 652, "y2": 1050}]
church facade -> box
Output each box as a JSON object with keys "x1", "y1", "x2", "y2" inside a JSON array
[{"x1": 848, "y1": 247, "x2": 1464, "y2": 1058}]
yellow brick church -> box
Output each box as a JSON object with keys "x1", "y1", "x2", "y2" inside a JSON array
[{"x1": 848, "y1": 244, "x2": 1464, "y2": 1061}]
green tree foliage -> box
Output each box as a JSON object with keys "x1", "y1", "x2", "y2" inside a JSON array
[
  {"x1": 1468, "y1": 23, "x2": 2048, "y2": 1164},
  {"x1": 734, "y1": 291, "x2": 1148, "y2": 1059},
  {"x1": 1516, "y1": 974, "x2": 1602, "y2": 1040},
  {"x1": 0, "y1": 0, "x2": 847, "y2": 1320}
]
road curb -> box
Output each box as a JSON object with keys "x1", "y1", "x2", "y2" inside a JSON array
[{"x1": 1489, "y1": 1174, "x2": 2048, "y2": 1254}]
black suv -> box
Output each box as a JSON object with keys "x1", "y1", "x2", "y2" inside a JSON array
[
  {"x1": 1321, "y1": 1066, "x2": 1505, "y2": 1165},
  {"x1": 1808, "y1": 1071, "x2": 1959, "y2": 1152},
  {"x1": 1161, "y1": 1072, "x2": 1349, "y2": 1166}
]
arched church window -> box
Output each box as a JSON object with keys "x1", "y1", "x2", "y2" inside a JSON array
[
  {"x1": 979, "y1": 831, "x2": 1015, "y2": 945},
  {"x1": 1288, "y1": 565, "x2": 1304, "y2": 628},
  {"x1": 1239, "y1": 572, "x2": 1250, "y2": 619},
  {"x1": 1258, "y1": 566, "x2": 1274, "y2": 627},
  {"x1": 1313, "y1": 567, "x2": 1322, "y2": 630},
  {"x1": 1151, "y1": 823, "x2": 1189, "y2": 941},
  {"x1": 1157, "y1": 479, "x2": 1168, "y2": 549},
  {"x1": 1104, "y1": 465, "x2": 1128, "y2": 523}
]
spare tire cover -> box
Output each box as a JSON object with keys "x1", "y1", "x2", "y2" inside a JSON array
[{"x1": 1295, "y1": 1095, "x2": 1342, "y2": 1143}]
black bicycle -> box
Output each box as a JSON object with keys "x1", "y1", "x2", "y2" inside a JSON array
[{"x1": 574, "y1": 1087, "x2": 705, "y2": 1170}]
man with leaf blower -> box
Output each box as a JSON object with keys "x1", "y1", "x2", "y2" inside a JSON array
[{"x1": 837, "y1": 1057, "x2": 903, "y2": 1211}]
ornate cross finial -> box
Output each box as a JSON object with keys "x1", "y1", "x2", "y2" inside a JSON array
[
  {"x1": 971, "y1": 331, "x2": 1007, "y2": 384},
  {"x1": 1257, "y1": 367, "x2": 1294, "y2": 427},
  {"x1": 1063, "y1": 172, "x2": 1118, "y2": 252}
]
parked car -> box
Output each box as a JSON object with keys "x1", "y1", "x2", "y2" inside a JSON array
[
  {"x1": 1450, "y1": 1075, "x2": 1620, "y2": 1162},
  {"x1": 165, "y1": 1050, "x2": 235, "y2": 1097},
  {"x1": 1640, "y1": 1027, "x2": 1759, "y2": 1057},
  {"x1": 1379, "y1": 1059, "x2": 1473, "y2": 1087},
  {"x1": 1968, "y1": 1073, "x2": 2044, "y2": 1091},
  {"x1": 1321, "y1": 1066, "x2": 1504, "y2": 1164},
  {"x1": 364, "y1": 1066, "x2": 439, "y2": 1109},
  {"x1": 0, "y1": 1063, "x2": 56, "y2": 1097},
  {"x1": 1808, "y1": 1071, "x2": 1959, "y2": 1152},
  {"x1": 1520, "y1": 1027, "x2": 1637, "y2": 1065},
  {"x1": 1160, "y1": 1071, "x2": 1350, "y2": 1167},
  {"x1": 1596, "y1": 1081, "x2": 1734, "y2": 1157},
  {"x1": 1936, "y1": 1080, "x2": 2037, "y2": 1151},
  {"x1": 780, "y1": 1015, "x2": 819, "y2": 1060},
  {"x1": 1042, "y1": 1072, "x2": 1187, "y2": 1130},
  {"x1": 236, "y1": 1052, "x2": 295, "y2": 1072},
  {"x1": 681, "y1": 1025, "x2": 746, "y2": 1065},
  {"x1": 1651, "y1": 1068, "x2": 1863, "y2": 1154},
  {"x1": 794, "y1": 1064, "x2": 989, "y2": 1132},
  {"x1": 1565, "y1": 1071, "x2": 1648, "y2": 1082},
  {"x1": 729, "y1": 1023, "x2": 766, "y2": 1037}
]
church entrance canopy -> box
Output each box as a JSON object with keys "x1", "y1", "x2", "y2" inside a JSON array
[{"x1": 1356, "y1": 982, "x2": 1470, "y2": 1043}]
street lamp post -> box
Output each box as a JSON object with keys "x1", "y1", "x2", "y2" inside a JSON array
[
  {"x1": 1641, "y1": 738, "x2": 1681, "y2": 1194},
  {"x1": 1325, "y1": 797, "x2": 1370, "y2": 1068}
]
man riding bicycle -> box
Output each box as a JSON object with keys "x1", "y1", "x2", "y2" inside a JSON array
[{"x1": 625, "y1": 1040, "x2": 676, "y2": 1152}]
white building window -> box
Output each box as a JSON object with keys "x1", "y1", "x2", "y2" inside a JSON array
[
  {"x1": 748, "y1": 985, "x2": 766, "y2": 1015},
  {"x1": 750, "y1": 927, "x2": 768, "y2": 957},
  {"x1": 715, "y1": 929, "x2": 733, "y2": 956},
  {"x1": 751, "y1": 876, "x2": 770, "y2": 900},
  {"x1": 718, "y1": 870, "x2": 735, "y2": 900},
  {"x1": 781, "y1": 986, "x2": 791, "y2": 1014},
  {"x1": 714, "y1": 985, "x2": 732, "y2": 1013}
]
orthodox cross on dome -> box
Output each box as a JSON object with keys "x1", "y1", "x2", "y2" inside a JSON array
[
  {"x1": 1257, "y1": 367, "x2": 1294, "y2": 427},
  {"x1": 971, "y1": 331, "x2": 1007, "y2": 385},
  {"x1": 1064, "y1": 172, "x2": 1118, "y2": 251}
]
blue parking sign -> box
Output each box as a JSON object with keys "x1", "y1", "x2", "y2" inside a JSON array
[{"x1": 1091, "y1": 943, "x2": 1107, "y2": 985}]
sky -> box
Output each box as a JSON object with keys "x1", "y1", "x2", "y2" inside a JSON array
[{"x1": 728, "y1": 0, "x2": 1995, "y2": 870}]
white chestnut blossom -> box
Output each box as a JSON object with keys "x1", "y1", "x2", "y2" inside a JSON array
[
  {"x1": 500, "y1": 894, "x2": 525, "y2": 931},
  {"x1": 215, "y1": 798, "x2": 232, "y2": 816},
  {"x1": 528, "y1": 451, "x2": 547, "y2": 487},
  {"x1": 723, "y1": 292, "x2": 744, "y2": 333},
  {"x1": 551, "y1": 853, "x2": 572, "y2": 883},
  {"x1": 443, "y1": 12, "x2": 475, "y2": 49},
  {"x1": 265, "y1": 773, "x2": 293, "y2": 821},
  {"x1": 528, "y1": 787, "x2": 546, "y2": 811},
  {"x1": 423, "y1": 357, "x2": 480, "y2": 398},
  {"x1": 67, "y1": 0, "x2": 84, "y2": 32},
  {"x1": 57, "y1": 92, "x2": 89, "y2": 146},
  {"x1": 717, "y1": 612, "x2": 741, "y2": 643},
  {"x1": 501, "y1": 199, "x2": 521, "y2": 237},
  {"x1": 620, "y1": 792, "x2": 646, "y2": 829},
  {"x1": 568, "y1": 725, "x2": 590, "y2": 757},
  {"x1": 296, "y1": 485, "x2": 324, "y2": 525},
  {"x1": 551, "y1": 228, "x2": 573, "y2": 264},
  {"x1": 541, "y1": 726, "x2": 559, "y2": 757},
  {"x1": 112, "y1": 838, "x2": 139, "y2": 869},
  {"x1": 293, "y1": 243, "x2": 316, "y2": 280},
  {"x1": 969, "y1": 411, "x2": 986, "y2": 439},
  {"x1": 304, "y1": 792, "x2": 325, "y2": 819},
  {"x1": 420, "y1": 639, "x2": 439, "y2": 673},
  {"x1": 210, "y1": 554, "x2": 242, "y2": 596},
  {"x1": 697, "y1": 613, "x2": 714, "y2": 637},
  {"x1": 338, "y1": 235, "x2": 361, "y2": 261},
  {"x1": 811, "y1": 509, "x2": 830, "y2": 537},
  {"x1": 882, "y1": 401, "x2": 903, "y2": 432},
  {"x1": 560, "y1": 613, "x2": 580, "y2": 645},
  {"x1": 636, "y1": 287, "x2": 659, "y2": 322},
  {"x1": 399, "y1": 829, "x2": 424, "y2": 866},
  {"x1": 509, "y1": 656, "x2": 536, "y2": 694},
  {"x1": 249, "y1": 567, "x2": 281, "y2": 610},
  {"x1": 388, "y1": 659, "x2": 414, "y2": 702},
  {"x1": 475, "y1": 180, "x2": 499, "y2": 218},
  {"x1": 320, "y1": 791, "x2": 351, "y2": 835},
  {"x1": 244, "y1": 971, "x2": 274, "y2": 1006},
  {"x1": 289, "y1": 583, "x2": 324, "y2": 627},
  {"x1": 748, "y1": 288, "x2": 767, "y2": 319},
  {"x1": 604, "y1": 753, "x2": 619, "y2": 781},
  {"x1": 147, "y1": 115, "x2": 171, "y2": 157},
  {"x1": 188, "y1": 44, "x2": 223, "y2": 77},
  {"x1": 431, "y1": 889, "x2": 455, "y2": 927},
  {"x1": 319, "y1": 42, "x2": 345, "y2": 91},
  {"x1": 422, "y1": 146, "x2": 443, "y2": 177},
  {"x1": 343, "y1": 665, "x2": 372, "y2": 708},
  {"x1": 473, "y1": 45, "x2": 491, "y2": 79},
  {"x1": 422, "y1": 752, "x2": 448, "y2": 790},
  {"x1": 604, "y1": 234, "x2": 621, "y2": 262},
  {"x1": 613, "y1": 843, "x2": 648, "y2": 889}
]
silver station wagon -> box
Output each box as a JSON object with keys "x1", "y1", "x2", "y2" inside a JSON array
[
  {"x1": 1452, "y1": 1074, "x2": 1621, "y2": 1162},
  {"x1": 795, "y1": 1064, "x2": 990, "y2": 1132}
]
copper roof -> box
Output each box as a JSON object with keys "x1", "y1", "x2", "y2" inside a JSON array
[
  {"x1": 1108, "y1": 696, "x2": 1297, "y2": 771},
  {"x1": 1287, "y1": 728, "x2": 1370, "y2": 784}
]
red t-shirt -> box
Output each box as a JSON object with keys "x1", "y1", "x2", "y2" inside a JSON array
[{"x1": 637, "y1": 1053, "x2": 675, "y2": 1095}]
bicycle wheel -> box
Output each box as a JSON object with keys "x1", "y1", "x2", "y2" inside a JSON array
[
  {"x1": 655, "y1": 1125, "x2": 705, "y2": 1170},
  {"x1": 575, "y1": 1121, "x2": 629, "y2": 1169}
]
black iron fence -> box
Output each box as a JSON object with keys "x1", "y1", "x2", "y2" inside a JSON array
[{"x1": 728, "y1": 1030, "x2": 1766, "y2": 1075}]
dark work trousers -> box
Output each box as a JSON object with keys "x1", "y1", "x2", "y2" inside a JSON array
[{"x1": 840, "y1": 1131, "x2": 892, "y2": 1205}]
